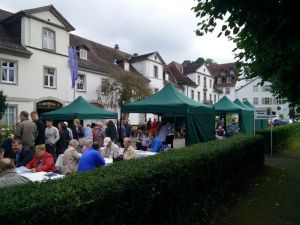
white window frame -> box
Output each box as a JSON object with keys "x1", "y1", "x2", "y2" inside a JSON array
[
  {"x1": 227, "y1": 77, "x2": 232, "y2": 83},
  {"x1": 253, "y1": 98, "x2": 259, "y2": 105},
  {"x1": 217, "y1": 77, "x2": 222, "y2": 84},
  {"x1": 253, "y1": 85, "x2": 258, "y2": 92},
  {"x1": 225, "y1": 87, "x2": 230, "y2": 94},
  {"x1": 42, "y1": 28, "x2": 55, "y2": 51},
  {"x1": 262, "y1": 85, "x2": 271, "y2": 92},
  {"x1": 1, "y1": 105, "x2": 17, "y2": 126},
  {"x1": 154, "y1": 65, "x2": 158, "y2": 78},
  {"x1": 1, "y1": 60, "x2": 17, "y2": 84},
  {"x1": 79, "y1": 49, "x2": 87, "y2": 60},
  {"x1": 77, "y1": 74, "x2": 86, "y2": 91},
  {"x1": 43, "y1": 67, "x2": 56, "y2": 89},
  {"x1": 262, "y1": 97, "x2": 272, "y2": 105}
]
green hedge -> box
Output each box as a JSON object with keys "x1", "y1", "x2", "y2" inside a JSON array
[
  {"x1": 256, "y1": 123, "x2": 300, "y2": 153},
  {"x1": 0, "y1": 135, "x2": 265, "y2": 225}
]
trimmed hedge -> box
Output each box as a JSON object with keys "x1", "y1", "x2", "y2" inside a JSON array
[
  {"x1": 0, "y1": 135, "x2": 265, "y2": 225},
  {"x1": 256, "y1": 123, "x2": 300, "y2": 153}
]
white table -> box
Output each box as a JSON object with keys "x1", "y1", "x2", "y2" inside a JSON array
[
  {"x1": 134, "y1": 150, "x2": 157, "y2": 158},
  {"x1": 16, "y1": 167, "x2": 64, "y2": 182}
]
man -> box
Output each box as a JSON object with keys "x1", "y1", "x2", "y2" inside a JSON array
[
  {"x1": 64, "y1": 121, "x2": 73, "y2": 140},
  {"x1": 30, "y1": 111, "x2": 45, "y2": 145},
  {"x1": 14, "y1": 111, "x2": 37, "y2": 150},
  {"x1": 84, "y1": 124, "x2": 93, "y2": 140},
  {"x1": 0, "y1": 158, "x2": 31, "y2": 188},
  {"x1": 122, "y1": 137, "x2": 136, "y2": 160},
  {"x1": 78, "y1": 141, "x2": 105, "y2": 172},
  {"x1": 101, "y1": 137, "x2": 119, "y2": 158},
  {"x1": 26, "y1": 144, "x2": 55, "y2": 173},
  {"x1": 45, "y1": 118, "x2": 60, "y2": 160},
  {"x1": 148, "y1": 132, "x2": 163, "y2": 153},
  {"x1": 11, "y1": 138, "x2": 33, "y2": 167}
]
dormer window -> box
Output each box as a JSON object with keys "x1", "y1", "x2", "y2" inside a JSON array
[
  {"x1": 220, "y1": 70, "x2": 226, "y2": 76},
  {"x1": 79, "y1": 49, "x2": 87, "y2": 60},
  {"x1": 124, "y1": 62, "x2": 130, "y2": 71},
  {"x1": 229, "y1": 68, "x2": 235, "y2": 74},
  {"x1": 154, "y1": 65, "x2": 158, "y2": 78},
  {"x1": 227, "y1": 77, "x2": 232, "y2": 83},
  {"x1": 42, "y1": 28, "x2": 55, "y2": 51}
]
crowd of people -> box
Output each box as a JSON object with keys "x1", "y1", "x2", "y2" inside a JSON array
[{"x1": 0, "y1": 111, "x2": 176, "y2": 188}]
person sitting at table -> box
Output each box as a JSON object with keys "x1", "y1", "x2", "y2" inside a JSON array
[
  {"x1": 11, "y1": 138, "x2": 33, "y2": 167},
  {"x1": 121, "y1": 137, "x2": 136, "y2": 160},
  {"x1": 148, "y1": 132, "x2": 164, "y2": 153},
  {"x1": 62, "y1": 139, "x2": 81, "y2": 175},
  {"x1": 215, "y1": 125, "x2": 226, "y2": 140},
  {"x1": 77, "y1": 142, "x2": 105, "y2": 172},
  {"x1": 0, "y1": 158, "x2": 31, "y2": 188},
  {"x1": 101, "y1": 137, "x2": 119, "y2": 159},
  {"x1": 26, "y1": 144, "x2": 55, "y2": 173}
]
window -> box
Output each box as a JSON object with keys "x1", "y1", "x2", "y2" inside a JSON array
[
  {"x1": 43, "y1": 67, "x2": 56, "y2": 88},
  {"x1": 77, "y1": 74, "x2": 85, "y2": 91},
  {"x1": 79, "y1": 49, "x2": 87, "y2": 60},
  {"x1": 154, "y1": 65, "x2": 158, "y2": 78},
  {"x1": 204, "y1": 77, "x2": 207, "y2": 87},
  {"x1": 209, "y1": 94, "x2": 212, "y2": 101},
  {"x1": 214, "y1": 94, "x2": 216, "y2": 103},
  {"x1": 197, "y1": 75, "x2": 200, "y2": 85},
  {"x1": 101, "y1": 78, "x2": 108, "y2": 94},
  {"x1": 217, "y1": 77, "x2": 222, "y2": 84},
  {"x1": 209, "y1": 79, "x2": 212, "y2": 88},
  {"x1": 242, "y1": 98, "x2": 248, "y2": 102},
  {"x1": 220, "y1": 70, "x2": 226, "y2": 76},
  {"x1": 229, "y1": 69, "x2": 235, "y2": 74},
  {"x1": 42, "y1": 28, "x2": 55, "y2": 50},
  {"x1": 203, "y1": 91, "x2": 207, "y2": 100},
  {"x1": 225, "y1": 87, "x2": 230, "y2": 94},
  {"x1": 1, "y1": 105, "x2": 17, "y2": 126},
  {"x1": 253, "y1": 85, "x2": 258, "y2": 92},
  {"x1": 253, "y1": 98, "x2": 259, "y2": 105},
  {"x1": 262, "y1": 85, "x2": 271, "y2": 92},
  {"x1": 227, "y1": 77, "x2": 232, "y2": 83},
  {"x1": 191, "y1": 90, "x2": 194, "y2": 100},
  {"x1": 1, "y1": 60, "x2": 17, "y2": 84},
  {"x1": 262, "y1": 97, "x2": 272, "y2": 105},
  {"x1": 154, "y1": 88, "x2": 159, "y2": 93},
  {"x1": 197, "y1": 91, "x2": 200, "y2": 101}
]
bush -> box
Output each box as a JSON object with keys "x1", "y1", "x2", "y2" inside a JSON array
[
  {"x1": 0, "y1": 134, "x2": 265, "y2": 225},
  {"x1": 256, "y1": 123, "x2": 300, "y2": 153}
]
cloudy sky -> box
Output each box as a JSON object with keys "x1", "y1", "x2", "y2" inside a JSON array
[{"x1": 0, "y1": 0, "x2": 236, "y2": 64}]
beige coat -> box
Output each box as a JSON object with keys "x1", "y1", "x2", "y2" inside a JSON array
[
  {"x1": 123, "y1": 145, "x2": 136, "y2": 160},
  {"x1": 63, "y1": 146, "x2": 81, "y2": 175}
]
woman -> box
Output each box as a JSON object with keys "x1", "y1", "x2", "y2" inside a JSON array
[
  {"x1": 26, "y1": 144, "x2": 55, "y2": 172},
  {"x1": 57, "y1": 122, "x2": 70, "y2": 156},
  {"x1": 105, "y1": 120, "x2": 118, "y2": 143},
  {"x1": 94, "y1": 122, "x2": 105, "y2": 147},
  {"x1": 62, "y1": 139, "x2": 81, "y2": 175}
]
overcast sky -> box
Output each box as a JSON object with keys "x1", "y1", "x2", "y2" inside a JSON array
[{"x1": 0, "y1": 0, "x2": 236, "y2": 64}]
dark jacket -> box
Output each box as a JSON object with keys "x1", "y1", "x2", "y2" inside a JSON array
[
  {"x1": 16, "y1": 148, "x2": 34, "y2": 167},
  {"x1": 1, "y1": 138, "x2": 13, "y2": 158},
  {"x1": 34, "y1": 119, "x2": 45, "y2": 145},
  {"x1": 105, "y1": 125, "x2": 118, "y2": 143},
  {"x1": 57, "y1": 129, "x2": 70, "y2": 155}
]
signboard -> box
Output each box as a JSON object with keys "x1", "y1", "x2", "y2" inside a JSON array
[
  {"x1": 254, "y1": 107, "x2": 272, "y2": 119},
  {"x1": 37, "y1": 100, "x2": 62, "y2": 109}
]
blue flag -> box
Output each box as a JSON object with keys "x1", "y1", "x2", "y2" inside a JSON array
[{"x1": 68, "y1": 46, "x2": 79, "y2": 88}]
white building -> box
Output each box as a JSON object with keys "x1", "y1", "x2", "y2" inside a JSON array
[{"x1": 235, "y1": 77, "x2": 289, "y2": 118}]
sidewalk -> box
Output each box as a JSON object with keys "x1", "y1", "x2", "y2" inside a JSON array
[{"x1": 213, "y1": 138, "x2": 300, "y2": 225}]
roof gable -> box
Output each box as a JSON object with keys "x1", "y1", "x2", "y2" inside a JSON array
[{"x1": 130, "y1": 52, "x2": 166, "y2": 65}]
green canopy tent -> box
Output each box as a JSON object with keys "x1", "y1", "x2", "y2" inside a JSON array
[
  {"x1": 121, "y1": 84, "x2": 215, "y2": 145},
  {"x1": 244, "y1": 100, "x2": 269, "y2": 130},
  {"x1": 214, "y1": 96, "x2": 254, "y2": 134},
  {"x1": 41, "y1": 96, "x2": 118, "y2": 120}
]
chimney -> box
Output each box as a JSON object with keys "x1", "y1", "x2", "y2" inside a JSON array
[
  {"x1": 114, "y1": 44, "x2": 119, "y2": 50},
  {"x1": 133, "y1": 53, "x2": 138, "y2": 57}
]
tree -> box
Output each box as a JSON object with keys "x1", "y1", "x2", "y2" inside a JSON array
[
  {"x1": 0, "y1": 91, "x2": 7, "y2": 120},
  {"x1": 193, "y1": 0, "x2": 300, "y2": 104},
  {"x1": 182, "y1": 57, "x2": 217, "y2": 66},
  {"x1": 96, "y1": 71, "x2": 152, "y2": 109}
]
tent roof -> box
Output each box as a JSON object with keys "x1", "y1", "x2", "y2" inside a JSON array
[
  {"x1": 233, "y1": 99, "x2": 253, "y2": 111},
  {"x1": 213, "y1": 96, "x2": 245, "y2": 113},
  {"x1": 41, "y1": 96, "x2": 117, "y2": 120},
  {"x1": 121, "y1": 84, "x2": 213, "y2": 114}
]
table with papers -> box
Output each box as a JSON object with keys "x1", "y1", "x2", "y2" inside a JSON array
[{"x1": 16, "y1": 166, "x2": 64, "y2": 182}]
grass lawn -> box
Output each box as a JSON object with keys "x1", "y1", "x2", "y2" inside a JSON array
[{"x1": 213, "y1": 137, "x2": 300, "y2": 225}]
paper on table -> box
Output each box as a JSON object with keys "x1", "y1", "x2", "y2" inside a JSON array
[{"x1": 16, "y1": 166, "x2": 31, "y2": 173}]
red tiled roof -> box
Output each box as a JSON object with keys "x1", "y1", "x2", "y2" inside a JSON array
[
  {"x1": 182, "y1": 63, "x2": 203, "y2": 75},
  {"x1": 167, "y1": 61, "x2": 196, "y2": 86}
]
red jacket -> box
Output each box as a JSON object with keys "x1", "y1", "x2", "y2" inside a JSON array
[{"x1": 26, "y1": 152, "x2": 55, "y2": 172}]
